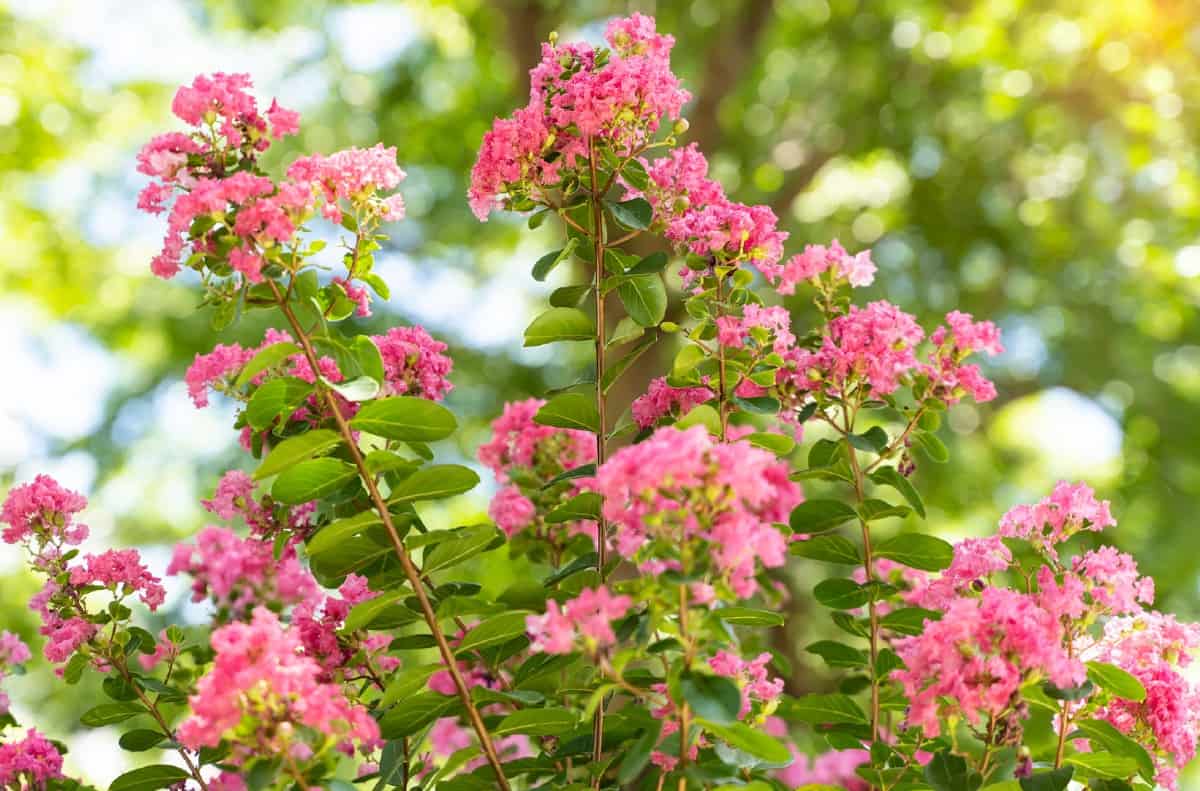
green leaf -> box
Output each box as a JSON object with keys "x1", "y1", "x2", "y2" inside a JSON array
[
  {"x1": 607, "y1": 197, "x2": 653, "y2": 230},
  {"x1": 254, "y1": 429, "x2": 342, "y2": 480},
  {"x1": 681, "y1": 671, "x2": 742, "y2": 725},
  {"x1": 344, "y1": 590, "x2": 417, "y2": 632},
  {"x1": 524, "y1": 307, "x2": 594, "y2": 346},
  {"x1": 271, "y1": 458, "x2": 358, "y2": 504},
  {"x1": 915, "y1": 431, "x2": 950, "y2": 463},
  {"x1": 549, "y1": 284, "x2": 591, "y2": 308},
  {"x1": 1064, "y1": 752, "x2": 1137, "y2": 779},
  {"x1": 806, "y1": 640, "x2": 868, "y2": 669},
  {"x1": 544, "y1": 464, "x2": 597, "y2": 488},
  {"x1": 307, "y1": 510, "x2": 384, "y2": 557},
  {"x1": 109, "y1": 765, "x2": 191, "y2": 791},
  {"x1": 627, "y1": 251, "x2": 668, "y2": 274},
  {"x1": 117, "y1": 729, "x2": 165, "y2": 752},
  {"x1": 245, "y1": 376, "x2": 311, "y2": 430},
  {"x1": 601, "y1": 334, "x2": 656, "y2": 394},
  {"x1": 1044, "y1": 679, "x2": 1094, "y2": 701},
  {"x1": 493, "y1": 707, "x2": 577, "y2": 737},
  {"x1": 859, "y1": 498, "x2": 912, "y2": 522},
  {"x1": 745, "y1": 432, "x2": 795, "y2": 456},
  {"x1": 390, "y1": 465, "x2": 480, "y2": 503},
  {"x1": 676, "y1": 403, "x2": 721, "y2": 434},
  {"x1": 617, "y1": 273, "x2": 667, "y2": 327},
  {"x1": 234, "y1": 341, "x2": 300, "y2": 388},
  {"x1": 545, "y1": 492, "x2": 601, "y2": 523},
  {"x1": 714, "y1": 607, "x2": 785, "y2": 627},
  {"x1": 813, "y1": 578, "x2": 870, "y2": 610},
  {"x1": 607, "y1": 315, "x2": 645, "y2": 347},
  {"x1": 699, "y1": 720, "x2": 791, "y2": 764},
  {"x1": 534, "y1": 393, "x2": 600, "y2": 433},
  {"x1": 532, "y1": 239, "x2": 579, "y2": 281},
  {"x1": 379, "y1": 664, "x2": 441, "y2": 710},
  {"x1": 790, "y1": 535, "x2": 861, "y2": 564},
  {"x1": 848, "y1": 426, "x2": 889, "y2": 453},
  {"x1": 617, "y1": 720, "x2": 663, "y2": 784},
  {"x1": 786, "y1": 693, "x2": 868, "y2": 725},
  {"x1": 874, "y1": 533, "x2": 954, "y2": 571},
  {"x1": 733, "y1": 395, "x2": 781, "y2": 415},
  {"x1": 671, "y1": 343, "x2": 706, "y2": 380},
  {"x1": 869, "y1": 466, "x2": 926, "y2": 518},
  {"x1": 350, "y1": 396, "x2": 458, "y2": 442},
  {"x1": 421, "y1": 524, "x2": 503, "y2": 574},
  {"x1": 1018, "y1": 768, "x2": 1073, "y2": 791},
  {"x1": 924, "y1": 751, "x2": 983, "y2": 791},
  {"x1": 455, "y1": 612, "x2": 531, "y2": 656},
  {"x1": 322, "y1": 375, "x2": 380, "y2": 402},
  {"x1": 1075, "y1": 718, "x2": 1155, "y2": 780},
  {"x1": 378, "y1": 692, "x2": 461, "y2": 738},
  {"x1": 80, "y1": 702, "x2": 144, "y2": 727},
  {"x1": 880, "y1": 607, "x2": 941, "y2": 636},
  {"x1": 1086, "y1": 661, "x2": 1147, "y2": 702},
  {"x1": 789, "y1": 499, "x2": 859, "y2": 534}
]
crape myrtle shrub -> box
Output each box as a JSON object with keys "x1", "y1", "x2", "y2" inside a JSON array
[{"x1": 2, "y1": 13, "x2": 1197, "y2": 791}]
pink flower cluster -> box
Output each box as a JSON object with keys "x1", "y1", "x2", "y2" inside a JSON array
[
  {"x1": 924, "y1": 311, "x2": 1004, "y2": 404},
  {"x1": 526, "y1": 587, "x2": 632, "y2": 655},
  {"x1": 998, "y1": 480, "x2": 1116, "y2": 557},
  {"x1": 0, "y1": 632, "x2": 31, "y2": 717},
  {"x1": 783, "y1": 300, "x2": 925, "y2": 397},
  {"x1": 69, "y1": 549, "x2": 166, "y2": 610},
  {"x1": 186, "y1": 325, "x2": 453, "y2": 414},
  {"x1": 28, "y1": 581, "x2": 96, "y2": 664},
  {"x1": 1089, "y1": 613, "x2": 1200, "y2": 790},
  {"x1": 168, "y1": 526, "x2": 319, "y2": 618},
  {"x1": 469, "y1": 14, "x2": 689, "y2": 220},
  {"x1": 716, "y1": 304, "x2": 796, "y2": 355},
  {"x1": 373, "y1": 325, "x2": 454, "y2": 401},
  {"x1": 478, "y1": 399, "x2": 596, "y2": 540},
  {"x1": 709, "y1": 650, "x2": 784, "y2": 718},
  {"x1": 293, "y1": 574, "x2": 396, "y2": 678},
  {"x1": 632, "y1": 144, "x2": 788, "y2": 285},
  {"x1": 203, "y1": 470, "x2": 316, "y2": 539},
  {"x1": 892, "y1": 587, "x2": 1084, "y2": 737},
  {"x1": 178, "y1": 608, "x2": 380, "y2": 762},
  {"x1": 139, "y1": 74, "x2": 407, "y2": 286},
  {"x1": 595, "y1": 426, "x2": 801, "y2": 598},
  {"x1": 631, "y1": 377, "x2": 714, "y2": 429},
  {"x1": 760, "y1": 239, "x2": 877, "y2": 294},
  {"x1": 908, "y1": 536, "x2": 1012, "y2": 610},
  {"x1": 0, "y1": 474, "x2": 88, "y2": 547},
  {"x1": 286, "y1": 143, "x2": 406, "y2": 224},
  {"x1": 0, "y1": 729, "x2": 64, "y2": 790}
]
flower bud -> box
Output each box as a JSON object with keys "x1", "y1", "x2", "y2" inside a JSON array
[{"x1": 672, "y1": 118, "x2": 690, "y2": 136}]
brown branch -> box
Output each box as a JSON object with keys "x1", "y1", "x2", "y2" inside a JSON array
[{"x1": 267, "y1": 279, "x2": 511, "y2": 791}]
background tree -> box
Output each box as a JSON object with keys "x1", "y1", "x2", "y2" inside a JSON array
[{"x1": 2, "y1": 0, "x2": 1199, "y2": 784}]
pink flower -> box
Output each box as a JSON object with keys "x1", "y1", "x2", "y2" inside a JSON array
[
  {"x1": 631, "y1": 378, "x2": 715, "y2": 429},
  {"x1": 764, "y1": 239, "x2": 877, "y2": 294},
  {"x1": 266, "y1": 99, "x2": 300, "y2": 138},
  {"x1": 179, "y1": 608, "x2": 379, "y2": 762},
  {"x1": 526, "y1": 601, "x2": 575, "y2": 654},
  {"x1": 489, "y1": 486, "x2": 536, "y2": 537},
  {"x1": 709, "y1": 650, "x2": 783, "y2": 718},
  {"x1": 169, "y1": 526, "x2": 319, "y2": 618},
  {"x1": 998, "y1": 481, "x2": 1115, "y2": 557},
  {"x1": 70, "y1": 549, "x2": 166, "y2": 610},
  {"x1": 595, "y1": 426, "x2": 802, "y2": 598},
  {"x1": 892, "y1": 587, "x2": 1084, "y2": 737},
  {"x1": 371, "y1": 325, "x2": 454, "y2": 400},
  {"x1": 909, "y1": 536, "x2": 1012, "y2": 609},
  {"x1": 184, "y1": 342, "x2": 255, "y2": 408},
  {"x1": 477, "y1": 399, "x2": 595, "y2": 480},
  {"x1": 1, "y1": 475, "x2": 88, "y2": 547},
  {"x1": 0, "y1": 729, "x2": 65, "y2": 789},
  {"x1": 469, "y1": 15, "x2": 689, "y2": 221},
  {"x1": 564, "y1": 587, "x2": 632, "y2": 647}
]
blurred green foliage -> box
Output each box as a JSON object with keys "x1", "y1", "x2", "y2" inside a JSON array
[{"x1": 3, "y1": 0, "x2": 1200, "y2": 783}]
